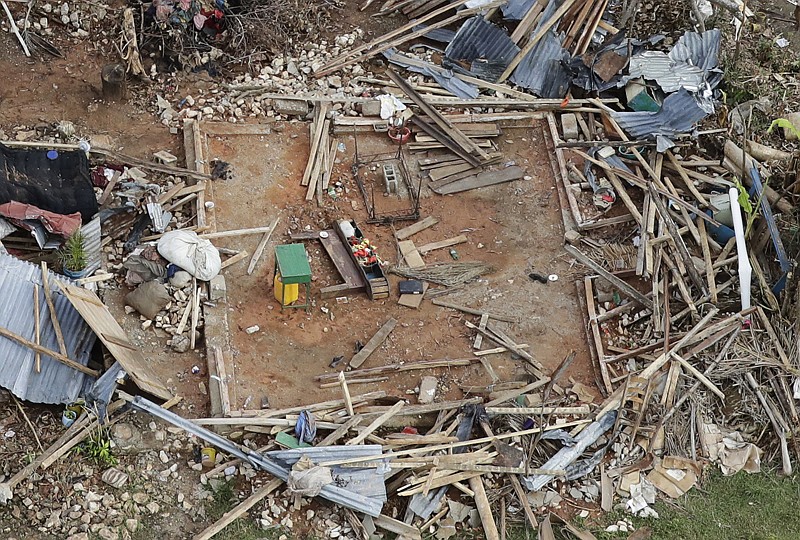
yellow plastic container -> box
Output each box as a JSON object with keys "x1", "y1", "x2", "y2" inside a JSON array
[{"x1": 274, "y1": 273, "x2": 299, "y2": 305}]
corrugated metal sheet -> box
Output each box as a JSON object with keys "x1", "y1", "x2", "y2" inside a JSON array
[
  {"x1": 670, "y1": 28, "x2": 721, "y2": 72},
  {"x1": 445, "y1": 16, "x2": 520, "y2": 81},
  {"x1": 610, "y1": 88, "x2": 714, "y2": 150},
  {"x1": 0, "y1": 218, "x2": 14, "y2": 239},
  {"x1": 384, "y1": 48, "x2": 479, "y2": 99},
  {"x1": 82, "y1": 214, "x2": 102, "y2": 275},
  {"x1": 0, "y1": 253, "x2": 96, "y2": 404},
  {"x1": 510, "y1": 30, "x2": 572, "y2": 98},
  {"x1": 501, "y1": 0, "x2": 535, "y2": 20},
  {"x1": 628, "y1": 51, "x2": 706, "y2": 93},
  {"x1": 412, "y1": 24, "x2": 456, "y2": 43}
]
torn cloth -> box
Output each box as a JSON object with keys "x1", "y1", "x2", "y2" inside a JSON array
[{"x1": 0, "y1": 202, "x2": 82, "y2": 238}]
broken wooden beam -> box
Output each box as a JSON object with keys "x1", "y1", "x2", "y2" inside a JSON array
[{"x1": 349, "y1": 318, "x2": 397, "y2": 368}]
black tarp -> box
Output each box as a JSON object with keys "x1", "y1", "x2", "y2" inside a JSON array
[{"x1": 0, "y1": 143, "x2": 98, "y2": 222}]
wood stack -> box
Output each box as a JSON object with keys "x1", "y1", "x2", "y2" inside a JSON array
[{"x1": 302, "y1": 102, "x2": 337, "y2": 203}]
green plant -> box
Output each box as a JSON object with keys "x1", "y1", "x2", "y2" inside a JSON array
[
  {"x1": 58, "y1": 231, "x2": 87, "y2": 273},
  {"x1": 75, "y1": 428, "x2": 117, "y2": 467},
  {"x1": 767, "y1": 118, "x2": 800, "y2": 140}
]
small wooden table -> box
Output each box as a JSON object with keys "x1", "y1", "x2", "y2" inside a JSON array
[{"x1": 273, "y1": 244, "x2": 311, "y2": 311}]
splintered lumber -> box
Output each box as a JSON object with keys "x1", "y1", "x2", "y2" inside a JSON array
[
  {"x1": 318, "y1": 415, "x2": 363, "y2": 446},
  {"x1": 386, "y1": 68, "x2": 490, "y2": 162},
  {"x1": 319, "y1": 419, "x2": 589, "y2": 467},
  {"x1": 470, "y1": 476, "x2": 501, "y2": 540},
  {"x1": 474, "y1": 344, "x2": 530, "y2": 356},
  {"x1": 247, "y1": 217, "x2": 280, "y2": 275},
  {"x1": 485, "y1": 379, "x2": 549, "y2": 407},
  {"x1": 432, "y1": 166, "x2": 525, "y2": 194},
  {"x1": 238, "y1": 391, "x2": 387, "y2": 418},
  {"x1": 746, "y1": 372, "x2": 792, "y2": 475},
  {"x1": 0, "y1": 325, "x2": 99, "y2": 377},
  {"x1": 395, "y1": 216, "x2": 439, "y2": 240},
  {"x1": 195, "y1": 479, "x2": 283, "y2": 540},
  {"x1": 347, "y1": 401, "x2": 405, "y2": 445},
  {"x1": 500, "y1": 0, "x2": 580, "y2": 81},
  {"x1": 315, "y1": 357, "x2": 476, "y2": 382},
  {"x1": 319, "y1": 376, "x2": 388, "y2": 389},
  {"x1": 486, "y1": 405, "x2": 590, "y2": 415},
  {"x1": 316, "y1": 0, "x2": 488, "y2": 77},
  {"x1": 339, "y1": 371, "x2": 355, "y2": 416},
  {"x1": 373, "y1": 515, "x2": 422, "y2": 540},
  {"x1": 1, "y1": 0, "x2": 30, "y2": 56},
  {"x1": 564, "y1": 244, "x2": 653, "y2": 310},
  {"x1": 349, "y1": 318, "x2": 397, "y2": 368},
  {"x1": 417, "y1": 235, "x2": 468, "y2": 255},
  {"x1": 302, "y1": 103, "x2": 330, "y2": 186},
  {"x1": 431, "y1": 299, "x2": 520, "y2": 323}
]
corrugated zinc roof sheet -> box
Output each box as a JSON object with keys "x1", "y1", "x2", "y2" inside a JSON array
[
  {"x1": 610, "y1": 88, "x2": 714, "y2": 149},
  {"x1": 669, "y1": 28, "x2": 721, "y2": 72},
  {"x1": 445, "y1": 16, "x2": 520, "y2": 81},
  {"x1": 0, "y1": 253, "x2": 96, "y2": 404},
  {"x1": 82, "y1": 214, "x2": 102, "y2": 275},
  {"x1": 627, "y1": 51, "x2": 706, "y2": 93},
  {"x1": 510, "y1": 30, "x2": 572, "y2": 98},
  {"x1": 502, "y1": 0, "x2": 535, "y2": 20}
]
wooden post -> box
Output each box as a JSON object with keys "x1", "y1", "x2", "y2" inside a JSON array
[
  {"x1": 33, "y1": 285, "x2": 41, "y2": 373},
  {"x1": 101, "y1": 64, "x2": 127, "y2": 101}
]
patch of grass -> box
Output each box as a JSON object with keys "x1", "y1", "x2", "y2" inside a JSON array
[{"x1": 586, "y1": 468, "x2": 800, "y2": 539}]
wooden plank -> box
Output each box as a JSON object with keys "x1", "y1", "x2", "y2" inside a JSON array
[
  {"x1": 220, "y1": 250, "x2": 249, "y2": 270},
  {"x1": 39, "y1": 262, "x2": 67, "y2": 357},
  {"x1": 318, "y1": 415, "x2": 363, "y2": 446},
  {"x1": 397, "y1": 240, "x2": 425, "y2": 268},
  {"x1": 319, "y1": 232, "x2": 366, "y2": 287},
  {"x1": 398, "y1": 282, "x2": 428, "y2": 309},
  {"x1": 500, "y1": 0, "x2": 580, "y2": 81},
  {"x1": 0, "y1": 324, "x2": 98, "y2": 377},
  {"x1": 98, "y1": 170, "x2": 121, "y2": 206},
  {"x1": 349, "y1": 318, "x2": 397, "y2": 368},
  {"x1": 473, "y1": 344, "x2": 530, "y2": 356},
  {"x1": 316, "y1": 0, "x2": 489, "y2": 77},
  {"x1": 347, "y1": 401, "x2": 405, "y2": 445},
  {"x1": 194, "y1": 479, "x2": 283, "y2": 540},
  {"x1": 305, "y1": 117, "x2": 331, "y2": 200},
  {"x1": 564, "y1": 244, "x2": 653, "y2": 310},
  {"x1": 373, "y1": 515, "x2": 422, "y2": 540},
  {"x1": 428, "y1": 162, "x2": 479, "y2": 181},
  {"x1": 470, "y1": 475, "x2": 501, "y2": 540},
  {"x1": 212, "y1": 346, "x2": 232, "y2": 416},
  {"x1": 33, "y1": 285, "x2": 41, "y2": 373},
  {"x1": 394, "y1": 216, "x2": 439, "y2": 240},
  {"x1": 431, "y1": 299, "x2": 519, "y2": 323},
  {"x1": 474, "y1": 312, "x2": 489, "y2": 349},
  {"x1": 433, "y1": 166, "x2": 524, "y2": 194},
  {"x1": 55, "y1": 282, "x2": 172, "y2": 399},
  {"x1": 247, "y1": 218, "x2": 280, "y2": 275},
  {"x1": 199, "y1": 226, "x2": 273, "y2": 239},
  {"x1": 301, "y1": 104, "x2": 330, "y2": 186},
  {"x1": 585, "y1": 277, "x2": 612, "y2": 394},
  {"x1": 387, "y1": 69, "x2": 489, "y2": 161},
  {"x1": 417, "y1": 235, "x2": 468, "y2": 255},
  {"x1": 339, "y1": 371, "x2": 354, "y2": 417}
]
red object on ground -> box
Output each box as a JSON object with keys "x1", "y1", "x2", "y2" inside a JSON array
[
  {"x1": 388, "y1": 126, "x2": 411, "y2": 144},
  {"x1": 402, "y1": 426, "x2": 418, "y2": 435},
  {"x1": 0, "y1": 201, "x2": 82, "y2": 238}
]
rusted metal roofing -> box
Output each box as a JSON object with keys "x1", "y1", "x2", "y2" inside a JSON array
[
  {"x1": 0, "y1": 253, "x2": 96, "y2": 404},
  {"x1": 444, "y1": 16, "x2": 520, "y2": 81}
]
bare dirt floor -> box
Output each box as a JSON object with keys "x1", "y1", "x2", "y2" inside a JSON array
[{"x1": 202, "y1": 119, "x2": 593, "y2": 411}]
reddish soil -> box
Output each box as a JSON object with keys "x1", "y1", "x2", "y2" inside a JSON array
[{"x1": 206, "y1": 120, "x2": 592, "y2": 410}]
